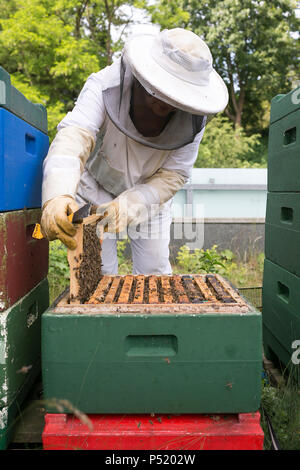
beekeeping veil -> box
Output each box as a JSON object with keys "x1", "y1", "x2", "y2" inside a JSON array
[{"x1": 102, "y1": 28, "x2": 229, "y2": 150}]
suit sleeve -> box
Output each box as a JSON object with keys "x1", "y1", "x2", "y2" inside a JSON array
[
  {"x1": 141, "y1": 126, "x2": 206, "y2": 205},
  {"x1": 42, "y1": 72, "x2": 107, "y2": 206}
]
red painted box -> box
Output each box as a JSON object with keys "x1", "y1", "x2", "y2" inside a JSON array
[
  {"x1": 42, "y1": 412, "x2": 264, "y2": 451},
  {"x1": 0, "y1": 209, "x2": 48, "y2": 311}
]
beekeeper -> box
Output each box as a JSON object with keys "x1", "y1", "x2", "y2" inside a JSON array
[{"x1": 41, "y1": 28, "x2": 228, "y2": 275}]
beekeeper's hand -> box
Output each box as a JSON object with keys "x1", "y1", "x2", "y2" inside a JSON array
[
  {"x1": 41, "y1": 195, "x2": 79, "y2": 250},
  {"x1": 96, "y1": 189, "x2": 147, "y2": 234}
]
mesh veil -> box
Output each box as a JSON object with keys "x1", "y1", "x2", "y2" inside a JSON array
[{"x1": 102, "y1": 56, "x2": 213, "y2": 151}]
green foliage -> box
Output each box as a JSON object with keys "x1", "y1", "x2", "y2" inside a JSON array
[
  {"x1": 189, "y1": 0, "x2": 299, "y2": 129},
  {"x1": 241, "y1": 135, "x2": 268, "y2": 168},
  {"x1": 196, "y1": 115, "x2": 263, "y2": 168},
  {"x1": 117, "y1": 238, "x2": 132, "y2": 274},
  {"x1": 146, "y1": 0, "x2": 189, "y2": 30},
  {"x1": 176, "y1": 244, "x2": 227, "y2": 274},
  {"x1": 175, "y1": 244, "x2": 264, "y2": 287},
  {"x1": 148, "y1": 0, "x2": 299, "y2": 133},
  {"x1": 48, "y1": 240, "x2": 69, "y2": 303},
  {"x1": 0, "y1": 0, "x2": 141, "y2": 139},
  {"x1": 2, "y1": 0, "x2": 296, "y2": 167},
  {"x1": 146, "y1": 0, "x2": 299, "y2": 167},
  {"x1": 261, "y1": 376, "x2": 300, "y2": 450},
  {"x1": 48, "y1": 240, "x2": 69, "y2": 279},
  {"x1": 46, "y1": 102, "x2": 69, "y2": 141}
]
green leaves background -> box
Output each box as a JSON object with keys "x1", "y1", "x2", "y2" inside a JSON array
[{"x1": 0, "y1": 0, "x2": 298, "y2": 163}]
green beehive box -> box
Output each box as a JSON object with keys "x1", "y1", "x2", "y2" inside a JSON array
[
  {"x1": 263, "y1": 259, "x2": 300, "y2": 380},
  {"x1": 42, "y1": 276, "x2": 262, "y2": 415},
  {"x1": 270, "y1": 88, "x2": 300, "y2": 125},
  {"x1": 0, "y1": 367, "x2": 41, "y2": 450},
  {"x1": 0, "y1": 279, "x2": 49, "y2": 449},
  {"x1": 268, "y1": 87, "x2": 300, "y2": 192},
  {"x1": 0, "y1": 67, "x2": 47, "y2": 133},
  {"x1": 263, "y1": 325, "x2": 299, "y2": 378},
  {"x1": 265, "y1": 192, "x2": 300, "y2": 277}
]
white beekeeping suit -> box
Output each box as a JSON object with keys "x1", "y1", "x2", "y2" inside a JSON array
[{"x1": 41, "y1": 28, "x2": 228, "y2": 274}]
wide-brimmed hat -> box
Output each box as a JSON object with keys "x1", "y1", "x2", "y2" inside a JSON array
[{"x1": 123, "y1": 28, "x2": 229, "y2": 115}]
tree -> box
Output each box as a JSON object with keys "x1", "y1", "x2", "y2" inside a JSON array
[
  {"x1": 145, "y1": 0, "x2": 189, "y2": 29},
  {"x1": 0, "y1": 0, "x2": 141, "y2": 138},
  {"x1": 148, "y1": 0, "x2": 300, "y2": 130},
  {"x1": 195, "y1": 115, "x2": 262, "y2": 168}
]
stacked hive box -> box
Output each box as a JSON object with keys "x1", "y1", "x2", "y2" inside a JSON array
[
  {"x1": 42, "y1": 274, "x2": 262, "y2": 428},
  {"x1": 42, "y1": 274, "x2": 263, "y2": 449},
  {"x1": 263, "y1": 85, "x2": 300, "y2": 382},
  {"x1": 0, "y1": 67, "x2": 50, "y2": 449}
]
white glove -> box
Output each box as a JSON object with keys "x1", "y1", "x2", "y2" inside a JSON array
[
  {"x1": 96, "y1": 189, "x2": 148, "y2": 234},
  {"x1": 40, "y1": 195, "x2": 79, "y2": 250},
  {"x1": 96, "y1": 169, "x2": 186, "y2": 234}
]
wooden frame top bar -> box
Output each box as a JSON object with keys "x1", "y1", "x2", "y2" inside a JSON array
[{"x1": 54, "y1": 274, "x2": 251, "y2": 315}]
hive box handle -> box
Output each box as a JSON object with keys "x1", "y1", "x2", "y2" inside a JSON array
[
  {"x1": 125, "y1": 335, "x2": 178, "y2": 357},
  {"x1": 277, "y1": 281, "x2": 289, "y2": 304},
  {"x1": 25, "y1": 133, "x2": 36, "y2": 155},
  {"x1": 283, "y1": 127, "x2": 296, "y2": 146},
  {"x1": 280, "y1": 207, "x2": 293, "y2": 224}
]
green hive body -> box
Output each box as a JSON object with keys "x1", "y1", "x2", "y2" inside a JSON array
[
  {"x1": 263, "y1": 85, "x2": 300, "y2": 384},
  {"x1": 265, "y1": 192, "x2": 300, "y2": 277},
  {"x1": 0, "y1": 67, "x2": 47, "y2": 134},
  {"x1": 263, "y1": 260, "x2": 300, "y2": 383},
  {"x1": 42, "y1": 280, "x2": 262, "y2": 415},
  {"x1": 270, "y1": 89, "x2": 300, "y2": 125},
  {"x1": 267, "y1": 87, "x2": 300, "y2": 193},
  {"x1": 0, "y1": 280, "x2": 49, "y2": 449}
]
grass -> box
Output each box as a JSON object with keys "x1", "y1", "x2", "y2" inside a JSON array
[{"x1": 261, "y1": 369, "x2": 300, "y2": 450}]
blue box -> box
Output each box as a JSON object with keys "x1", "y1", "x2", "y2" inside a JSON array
[{"x1": 0, "y1": 108, "x2": 49, "y2": 211}]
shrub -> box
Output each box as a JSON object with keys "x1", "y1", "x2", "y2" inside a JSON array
[
  {"x1": 196, "y1": 115, "x2": 263, "y2": 168},
  {"x1": 174, "y1": 244, "x2": 264, "y2": 287}
]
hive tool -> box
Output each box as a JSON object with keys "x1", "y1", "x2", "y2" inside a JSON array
[{"x1": 32, "y1": 202, "x2": 98, "y2": 239}]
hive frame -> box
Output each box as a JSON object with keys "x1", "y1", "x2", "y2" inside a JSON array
[{"x1": 56, "y1": 273, "x2": 250, "y2": 315}]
